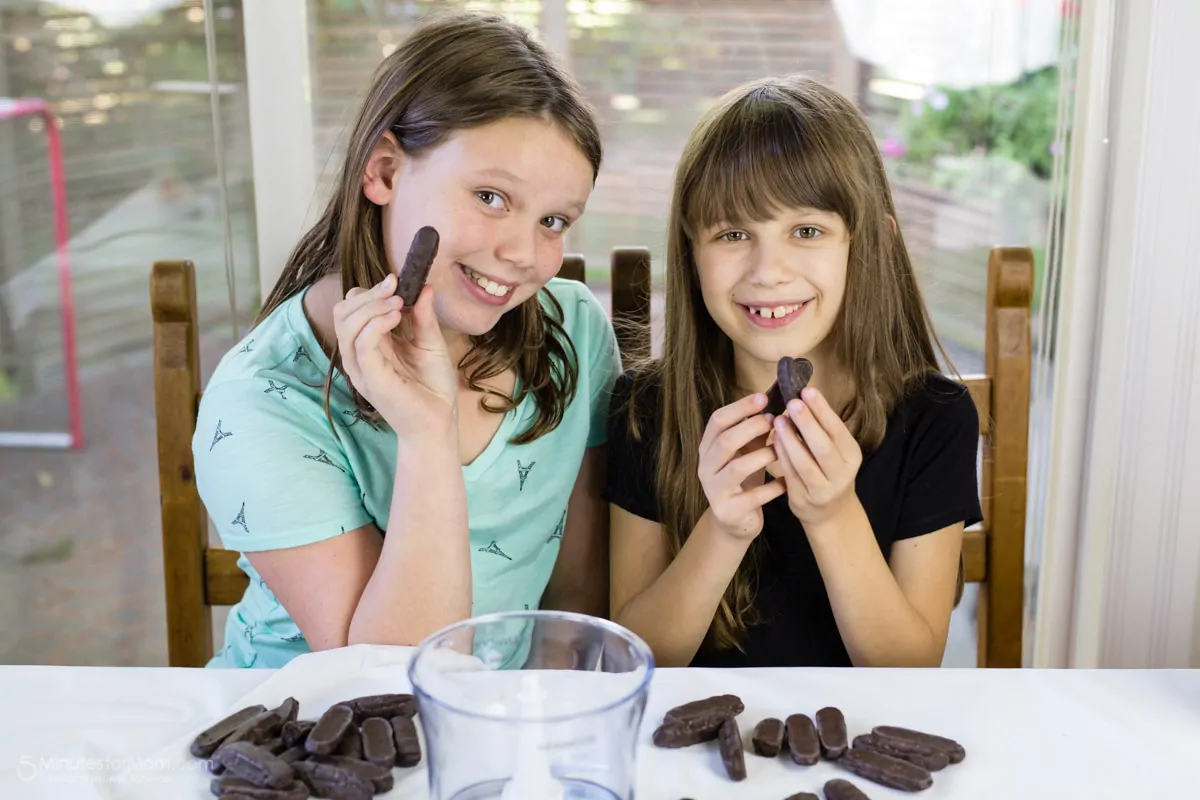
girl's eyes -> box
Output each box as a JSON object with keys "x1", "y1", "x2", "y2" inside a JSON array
[
  {"x1": 476, "y1": 190, "x2": 506, "y2": 209},
  {"x1": 477, "y1": 191, "x2": 570, "y2": 233},
  {"x1": 716, "y1": 226, "x2": 823, "y2": 242}
]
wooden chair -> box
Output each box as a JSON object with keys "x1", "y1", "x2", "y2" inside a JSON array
[
  {"x1": 152, "y1": 261, "x2": 212, "y2": 668},
  {"x1": 152, "y1": 246, "x2": 1028, "y2": 669},
  {"x1": 960, "y1": 247, "x2": 1032, "y2": 669}
]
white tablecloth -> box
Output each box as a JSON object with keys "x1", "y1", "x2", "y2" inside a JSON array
[{"x1": 0, "y1": 645, "x2": 1197, "y2": 799}]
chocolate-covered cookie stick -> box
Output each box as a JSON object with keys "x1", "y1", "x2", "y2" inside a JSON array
[{"x1": 395, "y1": 226, "x2": 439, "y2": 307}]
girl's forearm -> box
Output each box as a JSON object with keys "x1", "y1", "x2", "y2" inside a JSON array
[
  {"x1": 348, "y1": 439, "x2": 471, "y2": 646},
  {"x1": 807, "y1": 499, "x2": 943, "y2": 667},
  {"x1": 614, "y1": 510, "x2": 751, "y2": 667}
]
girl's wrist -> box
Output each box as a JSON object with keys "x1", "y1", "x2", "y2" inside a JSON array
[
  {"x1": 803, "y1": 493, "x2": 866, "y2": 541},
  {"x1": 395, "y1": 421, "x2": 459, "y2": 464},
  {"x1": 699, "y1": 509, "x2": 757, "y2": 557}
]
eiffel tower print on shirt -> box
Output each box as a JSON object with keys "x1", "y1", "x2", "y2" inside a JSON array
[
  {"x1": 517, "y1": 460, "x2": 535, "y2": 491},
  {"x1": 232, "y1": 503, "x2": 248, "y2": 533},
  {"x1": 478, "y1": 540, "x2": 513, "y2": 561},
  {"x1": 210, "y1": 420, "x2": 232, "y2": 451},
  {"x1": 303, "y1": 449, "x2": 347, "y2": 473},
  {"x1": 264, "y1": 380, "x2": 288, "y2": 399},
  {"x1": 547, "y1": 509, "x2": 566, "y2": 543}
]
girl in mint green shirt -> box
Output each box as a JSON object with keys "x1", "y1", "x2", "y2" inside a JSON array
[{"x1": 192, "y1": 13, "x2": 618, "y2": 668}]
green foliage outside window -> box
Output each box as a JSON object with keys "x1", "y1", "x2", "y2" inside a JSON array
[{"x1": 895, "y1": 66, "x2": 1062, "y2": 181}]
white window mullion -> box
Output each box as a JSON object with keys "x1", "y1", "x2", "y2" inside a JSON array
[{"x1": 243, "y1": 0, "x2": 317, "y2": 301}]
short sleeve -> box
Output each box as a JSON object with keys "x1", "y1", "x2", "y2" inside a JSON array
[
  {"x1": 574, "y1": 286, "x2": 623, "y2": 448},
  {"x1": 192, "y1": 378, "x2": 373, "y2": 553},
  {"x1": 602, "y1": 370, "x2": 661, "y2": 522},
  {"x1": 894, "y1": 382, "x2": 984, "y2": 541}
]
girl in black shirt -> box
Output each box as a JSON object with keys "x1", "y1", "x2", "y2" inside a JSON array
[{"x1": 604, "y1": 75, "x2": 983, "y2": 668}]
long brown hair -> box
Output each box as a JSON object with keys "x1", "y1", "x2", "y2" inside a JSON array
[
  {"x1": 258, "y1": 12, "x2": 602, "y2": 444},
  {"x1": 632, "y1": 75, "x2": 950, "y2": 651}
]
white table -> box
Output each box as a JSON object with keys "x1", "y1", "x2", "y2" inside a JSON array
[{"x1": 0, "y1": 645, "x2": 1196, "y2": 799}]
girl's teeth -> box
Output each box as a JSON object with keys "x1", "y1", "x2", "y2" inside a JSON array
[
  {"x1": 751, "y1": 304, "x2": 799, "y2": 319},
  {"x1": 464, "y1": 266, "x2": 513, "y2": 296}
]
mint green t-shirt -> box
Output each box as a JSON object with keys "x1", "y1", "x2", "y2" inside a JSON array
[{"x1": 192, "y1": 278, "x2": 620, "y2": 668}]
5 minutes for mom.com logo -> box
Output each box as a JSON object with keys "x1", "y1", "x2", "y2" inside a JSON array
[{"x1": 18, "y1": 754, "x2": 212, "y2": 784}]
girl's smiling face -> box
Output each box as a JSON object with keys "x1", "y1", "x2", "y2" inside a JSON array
[
  {"x1": 364, "y1": 116, "x2": 595, "y2": 342},
  {"x1": 693, "y1": 206, "x2": 850, "y2": 387}
]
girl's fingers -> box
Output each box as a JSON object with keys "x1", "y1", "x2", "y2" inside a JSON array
[
  {"x1": 743, "y1": 429, "x2": 771, "y2": 456},
  {"x1": 801, "y1": 387, "x2": 860, "y2": 463},
  {"x1": 787, "y1": 399, "x2": 839, "y2": 474},
  {"x1": 774, "y1": 415, "x2": 825, "y2": 492},
  {"x1": 699, "y1": 393, "x2": 770, "y2": 455},
  {"x1": 703, "y1": 413, "x2": 776, "y2": 474},
  {"x1": 404, "y1": 284, "x2": 447, "y2": 351},
  {"x1": 335, "y1": 274, "x2": 397, "y2": 323},
  {"x1": 338, "y1": 296, "x2": 403, "y2": 352},
  {"x1": 337, "y1": 303, "x2": 396, "y2": 387},
  {"x1": 716, "y1": 445, "x2": 778, "y2": 490},
  {"x1": 726, "y1": 478, "x2": 788, "y2": 516},
  {"x1": 352, "y1": 308, "x2": 404, "y2": 376}
]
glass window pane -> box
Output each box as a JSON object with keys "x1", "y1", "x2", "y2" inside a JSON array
[{"x1": 0, "y1": 0, "x2": 255, "y2": 665}]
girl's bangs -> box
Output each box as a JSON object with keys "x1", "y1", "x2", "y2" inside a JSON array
[{"x1": 682, "y1": 87, "x2": 855, "y2": 237}]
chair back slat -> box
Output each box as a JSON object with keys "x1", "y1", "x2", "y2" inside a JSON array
[{"x1": 151, "y1": 260, "x2": 212, "y2": 667}]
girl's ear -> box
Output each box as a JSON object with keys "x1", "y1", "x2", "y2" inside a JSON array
[
  {"x1": 887, "y1": 214, "x2": 899, "y2": 235},
  {"x1": 362, "y1": 131, "x2": 403, "y2": 206}
]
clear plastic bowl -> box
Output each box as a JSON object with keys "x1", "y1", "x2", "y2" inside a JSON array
[{"x1": 408, "y1": 611, "x2": 655, "y2": 800}]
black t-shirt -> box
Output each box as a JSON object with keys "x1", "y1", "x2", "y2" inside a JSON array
[{"x1": 603, "y1": 368, "x2": 983, "y2": 668}]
